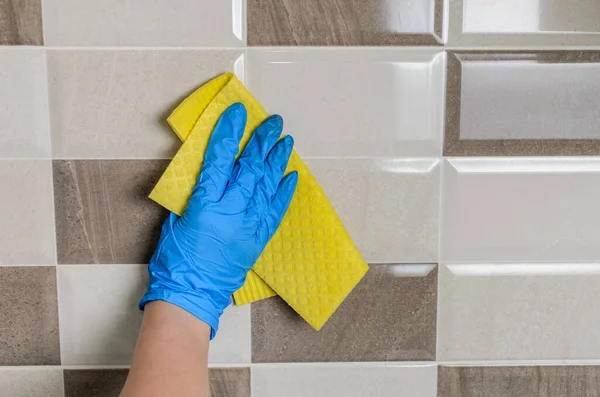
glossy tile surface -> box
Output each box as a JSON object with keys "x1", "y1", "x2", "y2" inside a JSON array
[
  {"x1": 438, "y1": 263, "x2": 600, "y2": 360},
  {"x1": 0, "y1": 0, "x2": 43, "y2": 45},
  {"x1": 247, "y1": 0, "x2": 443, "y2": 45},
  {"x1": 445, "y1": 52, "x2": 600, "y2": 156},
  {"x1": 253, "y1": 365, "x2": 437, "y2": 397},
  {"x1": 252, "y1": 264, "x2": 437, "y2": 362},
  {"x1": 305, "y1": 158, "x2": 440, "y2": 263},
  {"x1": 0, "y1": 49, "x2": 49, "y2": 158},
  {"x1": 441, "y1": 158, "x2": 600, "y2": 262},
  {"x1": 53, "y1": 160, "x2": 168, "y2": 265},
  {"x1": 439, "y1": 366, "x2": 600, "y2": 397},
  {"x1": 0, "y1": 267, "x2": 60, "y2": 365},
  {"x1": 0, "y1": 368, "x2": 63, "y2": 397},
  {"x1": 42, "y1": 0, "x2": 244, "y2": 46},
  {"x1": 47, "y1": 50, "x2": 243, "y2": 159},
  {"x1": 247, "y1": 50, "x2": 445, "y2": 157},
  {"x1": 0, "y1": 160, "x2": 56, "y2": 265}
]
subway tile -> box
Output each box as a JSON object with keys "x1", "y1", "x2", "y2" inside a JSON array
[
  {"x1": 47, "y1": 50, "x2": 243, "y2": 159},
  {"x1": 252, "y1": 264, "x2": 437, "y2": 362},
  {"x1": 63, "y1": 368, "x2": 250, "y2": 397},
  {"x1": 253, "y1": 364, "x2": 437, "y2": 397},
  {"x1": 42, "y1": 0, "x2": 244, "y2": 46},
  {"x1": 305, "y1": 158, "x2": 440, "y2": 263},
  {"x1": 53, "y1": 160, "x2": 168, "y2": 265},
  {"x1": 438, "y1": 366, "x2": 600, "y2": 397},
  {"x1": 0, "y1": 0, "x2": 43, "y2": 45},
  {"x1": 247, "y1": 0, "x2": 443, "y2": 45},
  {"x1": 0, "y1": 49, "x2": 50, "y2": 158},
  {"x1": 247, "y1": 50, "x2": 445, "y2": 157},
  {"x1": 438, "y1": 264, "x2": 600, "y2": 360},
  {"x1": 0, "y1": 368, "x2": 63, "y2": 397},
  {"x1": 0, "y1": 160, "x2": 55, "y2": 265},
  {"x1": 445, "y1": 52, "x2": 600, "y2": 156},
  {"x1": 0, "y1": 267, "x2": 60, "y2": 365},
  {"x1": 441, "y1": 158, "x2": 600, "y2": 262}
]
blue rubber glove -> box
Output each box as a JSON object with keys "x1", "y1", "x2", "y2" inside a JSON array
[{"x1": 139, "y1": 103, "x2": 298, "y2": 339}]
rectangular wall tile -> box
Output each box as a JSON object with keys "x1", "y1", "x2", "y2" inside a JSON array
[
  {"x1": 0, "y1": 48, "x2": 49, "y2": 158},
  {"x1": 0, "y1": 267, "x2": 60, "y2": 365},
  {"x1": 247, "y1": 0, "x2": 443, "y2": 45},
  {"x1": 47, "y1": 50, "x2": 243, "y2": 159},
  {"x1": 0, "y1": 160, "x2": 56, "y2": 265},
  {"x1": 305, "y1": 158, "x2": 440, "y2": 263},
  {"x1": 445, "y1": 52, "x2": 600, "y2": 156},
  {"x1": 53, "y1": 160, "x2": 168, "y2": 265},
  {"x1": 439, "y1": 366, "x2": 600, "y2": 397},
  {"x1": 0, "y1": 0, "x2": 43, "y2": 45},
  {"x1": 441, "y1": 158, "x2": 600, "y2": 262},
  {"x1": 253, "y1": 365, "x2": 437, "y2": 397},
  {"x1": 42, "y1": 0, "x2": 244, "y2": 46},
  {"x1": 247, "y1": 50, "x2": 445, "y2": 157},
  {"x1": 209, "y1": 368, "x2": 251, "y2": 397},
  {"x1": 252, "y1": 264, "x2": 437, "y2": 362},
  {"x1": 0, "y1": 368, "x2": 63, "y2": 397},
  {"x1": 438, "y1": 263, "x2": 600, "y2": 360}
]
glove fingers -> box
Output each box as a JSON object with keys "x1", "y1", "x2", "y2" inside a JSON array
[
  {"x1": 257, "y1": 171, "x2": 299, "y2": 245},
  {"x1": 194, "y1": 103, "x2": 247, "y2": 202}
]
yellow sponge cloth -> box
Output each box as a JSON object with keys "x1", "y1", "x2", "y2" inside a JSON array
[{"x1": 150, "y1": 73, "x2": 368, "y2": 330}]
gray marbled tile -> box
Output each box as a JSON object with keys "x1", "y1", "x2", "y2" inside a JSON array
[
  {"x1": 0, "y1": 267, "x2": 60, "y2": 365},
  {"x1": 438, "y1": 366, "x2": 600, "y2": 397},
  {"x1": 0, "y1": 0, "x2": 43, "y2": 44},
  {"x1": 53, "y1": 160, "x2": 169, "y2": 264},
  {"x1": 252, "y1": 264, "x2": 437, "y2": 362}
]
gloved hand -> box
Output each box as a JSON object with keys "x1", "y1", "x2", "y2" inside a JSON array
[{"x1": 139, "y1": 103, "x2": 298, "y2": 339}]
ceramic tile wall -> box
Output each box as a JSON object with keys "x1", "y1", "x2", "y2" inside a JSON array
[{"x1": 1, "y1": 0, "x2": 600, "y2": 395}]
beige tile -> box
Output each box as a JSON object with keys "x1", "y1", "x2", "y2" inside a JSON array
[
  {"x1": 0, "y1": 267, "x2": 60, "y2": 365},
  {"x1": 209, "y1": 368, "x2": 250, "y2": 397},
  {"x1": 439, "y1": 366, "x2": 600, "y2": 397},
  {"x1": 53, "y1": 160, "x2": 168, "y2": 265},
  {"x1": 305, "y1": 158, "x2": 440, "y2": 263},
  {"x1": 47, "y1": 50, "x2": 243, "y2": 159},
  {"x1": 252, "y1": 264, "x2": 437, "y2": 362},
  {"x1": 0, "y1": 0, "x2": 43, "y2": 45},
  {"x1": 0, "y1": 368, "x2": 63, "y2": 397},
  {"x1": 0, "y1": 48, "x2": 50, "y2": 158},
  {"x1": 42, "y1": 0, "x2": 244, "y2": 46},
  {"x1": 248, "y1": 0, "x2": 443, "y2": 45},
  {"x1": 438, "y1": 264, "x2": 600, "y2": 360},
  {"x1": 0, "y1": 160, "x2": 56, "y2": 265}
]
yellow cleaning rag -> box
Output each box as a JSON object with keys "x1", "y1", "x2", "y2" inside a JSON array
[{"x1": 150, "y1": 73, "x2": 368, "y2": 330}]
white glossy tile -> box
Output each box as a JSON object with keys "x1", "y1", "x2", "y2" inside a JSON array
[
  {"x1": 0, "y1": 368, "x2": 63, "y2": 397},
  {"x1": 305, "y1": 158, "x2": 440, "y2": 263},
  {"x1": 252, "y1": 365, "x2": 437, "y2": 397},
  {"x1": 0, "y1": 49, "x2": 50, "y2": 158},
  {"x1": 47, "y1": 50, "x2": 243, "y2": 159},
  {"x1": 42, "y1": 0, "x2": 244, "y2": 46},
  {"x1": 441, "y1": 158, "x2": 600, "y2": 262},
  {"x1": 0, "y1": 161, "x2": 55, "y2": 265},
  {"x1": 438, "y1": 263, "x2": 600, "y2": 360},
  {"x1": 209, "y1": 304, "x2": 251, "y2": 364},
  {"x1": 247, "y1": 50, "x2": 445, "y2": 157}
]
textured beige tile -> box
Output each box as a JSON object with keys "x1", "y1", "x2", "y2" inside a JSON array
[
  {"x1": 252, "y1": 265, "x2": 437, "y2": 362},
  {"x1": 0, "y1": 0, "x2": 43, "y2": 45},
  {"x1": 0, "y1": 368, "x2": 63, "y2": 397}
]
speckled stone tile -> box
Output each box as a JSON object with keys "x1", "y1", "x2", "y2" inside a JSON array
[
  {"x1": 247, "y1": 0, "x2": 443, "y2": 46},
  {"x1": 209, "y1": 368, "x2": 251, "y2": 397},
  {"x1": 0, "y1": 0, "x2": 43, "y2": 45},
  {"x1": 0, "y1": 267, "x2": 60, "y2": 365},
  {"x1": 252, "y1": 264, "x2": 437, "y2": 362},
  {"x1": 438, "y1": 366, "x2": 600, "y2": 397},
  {"x1": 53, "y1": 160, "x2": 169, "y2": 264},
  {"x1": 0, "y1": 368, "x2": 63, "y2": 397}
]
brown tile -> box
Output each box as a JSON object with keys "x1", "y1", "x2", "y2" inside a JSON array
[
  {"x1": 444, "y1": 51, "x2": 600, "y2": 156},
  {"x1": 252, "y1": 264, "x2": 437, "y2": 362},
  {"x1": 53, "y1": 160, "x2": 169, "y2": 264},
  {"x1": 438, "y1": 366, "x2": 600, "y2": 397},
  {"x1": 64, "y1": 368, "x2": 250, "y2": 397},
  {"x1": 0, "y1": 267, "x2": 60, "y2": 365},
  {"x1": 247, "y1": 0, "x2": 442, "y2": 46},
  {"x1": 0, "y1": 0, "x2": 43, "y2": 45}
]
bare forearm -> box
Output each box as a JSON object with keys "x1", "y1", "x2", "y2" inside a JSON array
[{"x1": 121, "y1": 301, "x2": 211, "y2": 397}]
